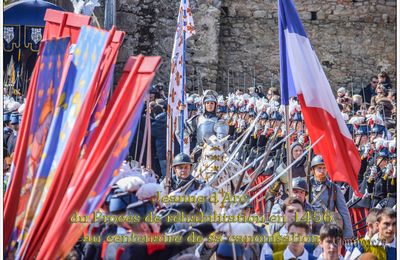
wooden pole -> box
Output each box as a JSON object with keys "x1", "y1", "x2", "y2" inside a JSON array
[{"x1": 285, "y1": 105, "x2": 292, "y2": 197}]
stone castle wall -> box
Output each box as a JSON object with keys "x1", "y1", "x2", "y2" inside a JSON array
[{"x1": 32, "y1": 0, "x2": 398, "y2": 93}]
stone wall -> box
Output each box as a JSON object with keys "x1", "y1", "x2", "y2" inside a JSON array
[{"x1": 32, "y1": 0, "x2": 398, "y2": 93}]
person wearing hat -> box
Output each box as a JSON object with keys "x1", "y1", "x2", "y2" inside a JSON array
[
  {"x1": 269, "y1": 177, "x2": 315, "y2": 235},
  {"x1": 102, "y1": 178, "x2": 143, "y2": 260},
  {"x1": 181, "y1": 90, "x2": 219, "y2": 161},
  {"x1": 361, "y1": 147, "x2": 391, "y2": 208},
  {"x1": 309, "y1": 155, "x2": 353, "y2": 239},
  {"x1": 166, "y1": 153, "x2": 202, "y2": 195}
]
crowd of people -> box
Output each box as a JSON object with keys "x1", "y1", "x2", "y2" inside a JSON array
[{"x1": 3, "y1": 71, "x2": 397, "y2": 260}]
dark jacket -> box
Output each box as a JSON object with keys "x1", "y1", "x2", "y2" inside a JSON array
[
  {"x1": 151, "y1": 112, "x2": 167, "y2": 161},
  {"x1": 359, "y1": 84, "x2": 376, "y2": 104}
]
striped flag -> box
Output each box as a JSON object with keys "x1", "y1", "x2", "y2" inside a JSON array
[
  {"x1": 278, "y1": 0, "x2": 361, "y2": 196},
  {"x1": 167, "y1": 0, "x2": 196, "y2": 156}
]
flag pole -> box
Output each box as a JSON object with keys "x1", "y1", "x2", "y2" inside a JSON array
[
  {"x1": 166, "y1": 111, "x2": 173, "y2": 193},
  {"x1": 285, "y1": 105, "x2": 293, "y2": 197},
  {"x1": 180, "y1": 0, "x2": 187, "y2": 153}
]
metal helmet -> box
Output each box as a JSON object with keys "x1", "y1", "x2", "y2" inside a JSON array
[
  {"x1": 260, "y1": 112, "x2": 269, "y2": 120},
  {"x1": 203, "y1": 95, "x2": 217, "y2": 103},
  {"x1": 292, "y1": 112, "x2": 303, "y2": 122},
  {"x1": 292, "y1": 177, "x2": 309, "y2": 193},
  {"x1": 270, "y1": 111, "x2": 283, "y2": 121},
  {"x1": 172, "y1": 153, "x2": 192, "y2": 167},
  {"x1": 311, "y1": 155, "x2": 324, "y2": 168},
  {"x1": 378, "y1": 147, "x2": 390, "y2": 159},
  {"x1": 10, "y1": 113, "x2": 20, "y2": 125},
  {"x1": 202, "y1": 90, "x2": 218, "y2": 104}
]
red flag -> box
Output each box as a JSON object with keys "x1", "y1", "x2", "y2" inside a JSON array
[
  {"x1": 4, "y1": 53, "x2": 40, "y2": 249},
  {"x1": 3, "y1": 10, "x2": 91, "y2": 250},
  {"x1": 37, "y1": 55, "x2": 161, "y2": 259},
  {"x1": 49, "y1": 59, "x2": 136, "y2": 256},
  {"x1": 19, "y1": 27, "x2": 115, "y2": 260},
  {"x1": 278, "y1": 0, "x2": 361, "y2": 196},
  {"x1": 43, "y1": 9, "x2": 91, "y2": 42}
]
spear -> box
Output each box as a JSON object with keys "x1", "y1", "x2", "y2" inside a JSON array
[
  {"x1": 241, "y1": 135, "x2": 324, "y2": 208},
  {"x1": 208, "y1": 112, "x2": 263, "y2": 186},
  {"x1": 216, "y1": 130, "x2": 294, "y2": 192}
]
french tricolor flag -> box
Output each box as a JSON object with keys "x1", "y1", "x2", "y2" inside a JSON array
[{"x1": 279, "y1": 0, "x2": 361, "y2": 196}]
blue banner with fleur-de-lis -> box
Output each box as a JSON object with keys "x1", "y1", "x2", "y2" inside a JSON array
[
  {"x1": 19, "y1": 26, "x2": 109, "y2": 245},
  {"x1": 11, "y1": 36, "x2": 70, "y2": 246}
]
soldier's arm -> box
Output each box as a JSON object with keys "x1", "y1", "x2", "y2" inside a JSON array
[
  {"x1": 358, "y1": 157, "x2": 368, "y2": 186},
  {"x1": 335, "y1": 185, "x2": 354, "y2": 238}
]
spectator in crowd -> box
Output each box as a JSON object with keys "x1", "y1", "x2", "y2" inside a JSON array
[
  {"x1": 371, "y1": 84, "x2": 393, "y2": 120},
  {"x1": 151, "y1": 105, "x2": 167, "y2": 179},
  {"x1": 154, "y1": 83, "x2": 167, "y2": 99},
  {"x1": 373, "y1": 207, "x2": 396, "y2": 247},
  {"x1": 262, "y1": 197, "x2": 307, "y2": 257},
  {"x1": 271, "y1": 222, "x2": 316, "y2": 260},
  {"x1": 352, "y1": 94, "x2": 363, "y2": 112},
  {"x1": 266, "y1": 87, "x2": 280, "y2": 102},
  {"x1": 364, "y1": 208, "x2": 381, "y2": 240},
  {"x1": 318, "y1": 224, "x2": 344, "y2": 260},
  {"x1": 256, "y1": 85, "x2": 266, "y2": 98},
  {"x1": 359, "y1": 76, "x2": 378, "y2": 104},
  {"x1": 236, "y1": 89, "x2": 244, "y2": 96},
  {"x1": 378, "y1": 71, "x2": 392, "y2": 89}
]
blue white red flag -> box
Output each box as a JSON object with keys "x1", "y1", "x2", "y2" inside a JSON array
[{"x1": 278, "y1": 0, "x2": 361, "y2": 196}]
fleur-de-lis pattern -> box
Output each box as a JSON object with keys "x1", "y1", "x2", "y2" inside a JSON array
[
  {"x1": 167, "y1": 0, "x2": 195, "y2": 156},
  {"x1": 25, "y1": 27, "x2": 109, "y2": 235},
  {"x1": 13, "y1": 37, "x2": 70, "y2": 241},
  {"x1": 193, "y1": 135, "x2": 250, "y2": 213}
]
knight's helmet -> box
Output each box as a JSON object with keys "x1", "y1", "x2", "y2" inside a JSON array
[{"x1": 202, "y1": 89, "x2": 218, "y2": 104}]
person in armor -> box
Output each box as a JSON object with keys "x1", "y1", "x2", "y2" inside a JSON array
[
  {"x1": 170, "y1": 153, "x2": 203, "y2": 195},
  {"x1": 309, "y1": 155, "x2": 353, "y2": 239},
  {"x1": 184, "y1": 90, "x2": 219, "y2": 162}
]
